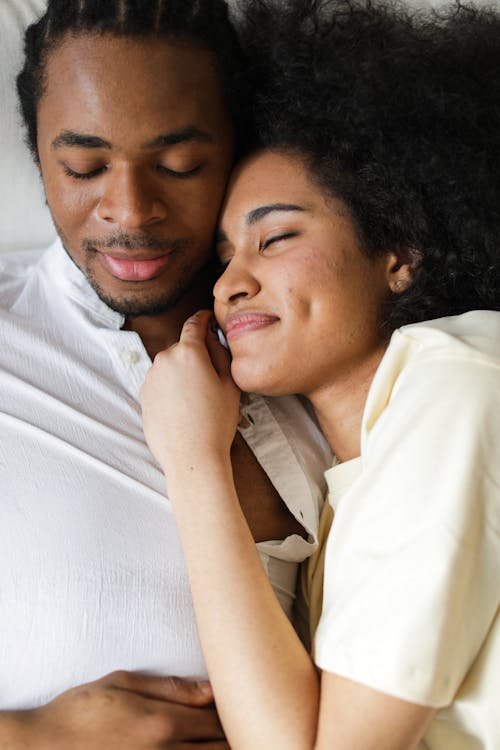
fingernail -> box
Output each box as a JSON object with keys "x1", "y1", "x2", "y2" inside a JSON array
[{"x1": 197, "y1": 680, "x2": 213, "y2": 694}]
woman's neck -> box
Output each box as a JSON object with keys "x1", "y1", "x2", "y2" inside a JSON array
[{"x1": 307, "y1": 345, "x2": 387, "y2": 462}]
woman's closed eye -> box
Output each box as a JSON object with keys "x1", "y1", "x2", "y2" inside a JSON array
[
  {"x1": 259, "y1": 232, "x2": 298, "y2": 253},
  {"x1": 215, "y1": 229, "x2": 300, "y2": 272}
]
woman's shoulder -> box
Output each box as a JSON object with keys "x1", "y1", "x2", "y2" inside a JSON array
[
  {"x1": 362, "y1": 311, "x2": 500, "y2": 454},
  {"x1": 395, "y1": 310, "x2": 500, "y2": 366},
  {"x1": 370, "y1": 312, "x2": 499, "y2": 411}
]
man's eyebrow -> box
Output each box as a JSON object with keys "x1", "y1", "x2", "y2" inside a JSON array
[
  {"x1": 145, "y1": 127, "x2": 213, "y2": 148},
  {"x1": 51, "y1": 131, "x2": 112, "y2": 150},
  {"x1": 51, "y1": 126, "x2": 213, "y2": 151},
  {"x1": 246, "y1": 204, "x2": 305, "y2": 225}
]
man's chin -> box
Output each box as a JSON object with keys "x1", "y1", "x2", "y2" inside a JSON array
[
  {"x1": 58, "y1": 235, "x2": 195, "y2": 317},
  {"x1": 85, "y1": 259, "x2": 197, "y2": 318},
  {"x1": 91, "y1": 284, "x2": 187, "y2": 318}
]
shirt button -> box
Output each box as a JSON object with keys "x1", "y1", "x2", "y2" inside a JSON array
[{"x1": 125, "y1": 350, "x2": 140, "y2": 364}]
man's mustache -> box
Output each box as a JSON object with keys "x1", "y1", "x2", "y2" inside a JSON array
[{"x1": 82, "y1": 233, "x2": 188, "y2": 253}]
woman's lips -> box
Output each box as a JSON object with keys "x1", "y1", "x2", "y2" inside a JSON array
[
  {"x1": 100, "y1": 253, "x2": 171, "y2": 281},
  {"x1": 225, "y1": 312, "x2": 279, "y2": 341}
]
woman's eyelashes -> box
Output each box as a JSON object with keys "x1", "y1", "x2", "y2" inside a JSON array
[
  {"x1": 215, "y1": 230, "x2": 300, "y2": 273},
  {"x1": 259, "y1": 231, "x2": 298, "y2": 253}
]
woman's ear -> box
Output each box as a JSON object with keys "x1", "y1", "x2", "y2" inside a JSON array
[{"x1": 385, "y1": 245, "x2": 423, "y2": 294}]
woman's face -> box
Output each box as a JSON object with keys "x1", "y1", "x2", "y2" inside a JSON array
[{"x1": 214, "y1": 150, "x2": 394, "y2": 398}]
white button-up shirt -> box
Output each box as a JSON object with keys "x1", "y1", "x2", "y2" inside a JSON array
[{"x1": 0, "y1": 240, "x2": 331, "y2": 710}]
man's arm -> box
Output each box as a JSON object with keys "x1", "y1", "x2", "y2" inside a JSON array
[
  {"x1": 0, "y1": 672, "x2": 228, "y2": 750},
  {"x1": 230, "y1": 431, "x2": 305, "y2": 543}
]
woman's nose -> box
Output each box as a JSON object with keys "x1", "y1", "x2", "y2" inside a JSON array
[{"x1": 213, "y1": 257, "x2": 261, "y2": 305}]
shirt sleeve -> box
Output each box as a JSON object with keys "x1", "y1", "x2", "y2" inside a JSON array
[
  {"x1": 238, "y1": 392, "x2": 331, "y2": 620},
  {"x1": 314, "y1": 353, "x2": 500, "y2": 707}
]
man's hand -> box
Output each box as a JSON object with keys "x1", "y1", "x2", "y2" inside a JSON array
[{"x1": 0, "y1": 671, "x2": 228, "y2": 749}]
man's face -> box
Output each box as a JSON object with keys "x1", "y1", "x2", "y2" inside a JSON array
[{"x1": 37, "y1": 33, "x2": 235, "y2": 317}]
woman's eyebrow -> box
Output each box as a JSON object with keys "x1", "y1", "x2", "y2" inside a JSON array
[
  {"x1": 215, "y1": 203, "x2": 306, "y2": 244},
  {"x1": 246, "y1": 204, "x2": 305, "y2": 225}
]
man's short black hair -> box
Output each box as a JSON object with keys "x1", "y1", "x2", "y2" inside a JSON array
[
  {"x1": 17, "y1": 0, "x2": 249, "y2": 162},
  {"x1": 239, "y1": 0, "x2": 500, "y2": 329}
]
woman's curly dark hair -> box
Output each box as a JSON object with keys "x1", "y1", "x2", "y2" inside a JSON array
[{"x1": 237, "y1": 0, "x2": 500, "y2": 329}]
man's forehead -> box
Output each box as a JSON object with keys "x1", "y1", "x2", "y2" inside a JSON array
[
  {"x1": 39, "y1": 32, "x2": 230, "y2": 139},
  {"x1": 43, "y1": 32, "x2": 222, "y2": 99}
]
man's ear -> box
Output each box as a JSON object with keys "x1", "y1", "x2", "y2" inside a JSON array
[{"x1": 385, "y1": 245, "x2": 423, "y2": 294}]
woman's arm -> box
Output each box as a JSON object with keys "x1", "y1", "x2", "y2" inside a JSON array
[
  {"x1": 167, "y1": 454, "x2": 434, "y2": 750},
  {"x1": 141, "y1": 310, "x2": 433, "y2": 750},
  {"x1": 142, "y1": 311, "x2": 319, "y2": 748},
  {"x1": 168, "y1": 454, "x2": 320, "y2": 749},
  {"x1": 317, "y1": 674, "x2": 434, "y2": 750}
]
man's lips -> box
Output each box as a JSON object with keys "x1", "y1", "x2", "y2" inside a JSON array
[
  {"x1": 99, "y1": 252, "x2": 172, "y2": 281},
  {"x1": 225, "y1": 312, "x2": 280, "y2": 341}
]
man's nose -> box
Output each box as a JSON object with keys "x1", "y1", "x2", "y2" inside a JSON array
[{"x1": 97, "y1": 165, "x2": 167, "y2": 228}]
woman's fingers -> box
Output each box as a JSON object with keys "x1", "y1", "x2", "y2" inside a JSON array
[
  {"x1": 141, "y1": 309, "x2": 240, "y2": 474},
  {"x1": 178, "y1": 309, "x2": 212, "y2": 345},
  {"x1": 178, "y1": 310, "x2": 232, "y2": 379},
  {"x1": 206, "y1": 323, "x2": 232, "y2": 380}
]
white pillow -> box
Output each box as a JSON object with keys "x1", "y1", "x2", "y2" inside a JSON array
[{"x1": 0, "y1": 0, "x2": 55, "y2": 254}]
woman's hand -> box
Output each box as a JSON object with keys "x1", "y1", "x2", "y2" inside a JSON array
[{"x1": 140, "y1": 310, "x2": 241, "y2": 477}]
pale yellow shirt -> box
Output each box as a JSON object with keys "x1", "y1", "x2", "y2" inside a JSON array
[{"x1": 312, "y1": 311, "x2": 500, "y2": 750}]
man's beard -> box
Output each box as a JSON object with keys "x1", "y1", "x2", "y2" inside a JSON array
[
  {"x1": 57, "y1": 227, "x2": 207, "y2": 318},
  {"x1": 83, "y1": 257, "x2": 198, "y2": 318}
]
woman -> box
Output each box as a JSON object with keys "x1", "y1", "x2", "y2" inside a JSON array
[{"x1": 141, "y1": 1, "x2": 500, "y2": 748}]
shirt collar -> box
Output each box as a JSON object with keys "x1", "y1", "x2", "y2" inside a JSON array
[{"x1": 43, "y1": 237, "x2": 126, "y2": 330}]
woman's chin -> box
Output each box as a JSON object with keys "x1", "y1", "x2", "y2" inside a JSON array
[{"x1": 230, "y1": 359, "x2": 292, "y2": 398}]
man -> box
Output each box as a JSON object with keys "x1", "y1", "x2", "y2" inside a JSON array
[{"x1": 0, "y1": 0, "x2": 330, "y2": 747}]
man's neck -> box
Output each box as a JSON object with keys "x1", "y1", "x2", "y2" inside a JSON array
[{"x1": 123, "y1": 283, "x2": 213, "y2": 360}]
